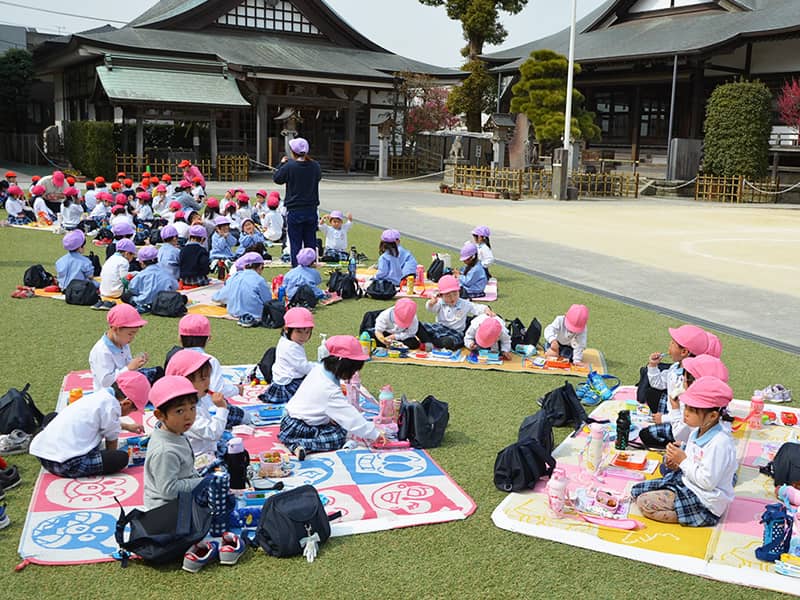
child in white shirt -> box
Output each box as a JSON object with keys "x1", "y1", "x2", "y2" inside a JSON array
[
  {"x1": 262, "y1": 193, "x2": 284, "y2": 243},
  {"x1": 88, "y1": 304, "x2": 149, "y2": 390},
  {"x1": 99, "y1": 238, "x2": 136, "y2": 299},
  {"x1": 319, "y1": 210, "x2": 353, "y2": 261},
  {"x1": 370, "y1": 298, "x2": 423, "y2": 349},
  {"x1": 544, "y1": 304, "x2": 589, "y2": 365},
  {"x1": 464, "y1": 313, "x2": 512, "y2": 359},
  {"x1": 263, "y1": 307, "x2": 315, "y2": 404},
  {"x1": 423, "y1": 274, "x2": 488, "y2": 349}
]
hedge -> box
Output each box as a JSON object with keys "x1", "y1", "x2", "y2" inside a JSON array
[
  {"x1": 703, "y1": 80, "x2": 772, "y2": 179},
  {"x1": 64, "y1": 121, "x2": 116, "y2": 179}
]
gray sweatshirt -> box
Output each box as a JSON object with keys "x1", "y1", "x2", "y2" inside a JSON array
[{"x1": 144, "y1": 424, "x2": 202, "y2": 510}]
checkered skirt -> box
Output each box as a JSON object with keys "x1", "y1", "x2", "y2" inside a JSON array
[
  {"x1": 38, "y1": 447, "x2": 104, "y2": 478},
  {"x1": 226, "y1": 404, "x2": 246, "y2": 427},
  {"x1": 631, "y1": 470, "x2": 720, "y2": 527},
  {"x1": 278, "y1": 415, "x2": 348, "y2": 453},
  {"x1": 261, "y1": 377, "x2": 304, "y2": 404},
  {"x1": 419, "y1": 322, "x2": 464, "y2": 349}
]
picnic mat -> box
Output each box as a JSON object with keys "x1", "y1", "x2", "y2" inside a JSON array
[
  {"x1": 17, "y1": 367, "x2": 475, "y2": 567},
  {"x1": 9, "y1": 223, "x2": 60, "y2": 233},
  {"x1": 32, "y1": 279, "x2": 227, "y2": 303},
  {"x1": 367, "y1": 347, "x2": 606, "y2": 377},
  {"x1": 356, "y1": 268, "x2": 498, "y2": 302},
  {"x1": 187, "y1": 288, "x2": 342, "y2": 319},
  {"x1": 491, "y1": 386, "x2": 800, "y2": 596}
]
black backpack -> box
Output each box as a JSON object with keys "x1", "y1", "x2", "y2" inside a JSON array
[
  {"x1": 0, "y1": 383, "x2": 44, "y2": 435},
  {"x1": 133, "y1": 228, "x2": 150, "y2": 246},
  {"x1": 248, "y1": 485, "x2": 338, "y2": 558},
  {"x1": 163, "y1": 345, "x2": 182, "y2": 370},
  {"x1": 508, "y1": 317, "x2": 542, "y2": 349},
  {"x1": 494, "y1": 438, "x2": 556, "y2": 493},
  {"x1": 115, "y1": 492, "x2": 211, "y2": 567},
  {"x1": 760, "y1": 442, "x2": 800, "y2": 487},
  {"x1": 427, "y1": 256, "x2": 445, "y2": 282},
  {"x1": 365, "y1": 279, "x2": 397, "y2": 300},
  {"x1": 258, "y1": 346, "x2": 277, "y2": 383},
  {"x1": 64, "y1": 279, "x2": 100, "y2": 306},
  {"x1": 150, "y1": 291, "x2": 188, "y2": 317},
  {"x1": 23, "y1": 264, "x2": 55, "y2": 288},
  {"x1": 636, "y1": 363, "x2": 670, "y2": 413},
  {"x1": 397, "y1": 395, "x2": 449, "y2": 448},
  {"x1": 261, "y1": 300, "x2": 286, "y2": 328},
  {"x1": 327, "y1": 269, "x2": 361, "y2": 300},
  {"x1": 538, "y1": 380, "x2": 591, "y2": 432},
  {"x1": 96, "y1": 227, "x2": 113, "y2": 243},
  {"x1": 87, "y1": 251, "x2": 102, "y2": 277},
  {"x1": 517, "y1": 410, "x2": 555, "y2": 453},
  {"x1": 359, "y1": 309, "x2": 382, "y2": 335},
  {"x1": 288, "y1": 285, "x2": 319, "y2": 309},
  {"x1": 149, "y1": 228, "x2": 162, "y2": 245}
]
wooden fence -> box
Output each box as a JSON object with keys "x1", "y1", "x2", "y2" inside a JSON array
[
  {"x1": 694, "y1": 174, "x2": 778, "y2": 203},
  {"x1": 115, "y1": 155, "x2": 246, "y2": 181},
  {"x1": 0, "y1": 133, "x2": 47, "y2": 166},
  {"x1": 389, "y1": 156, "x2": 417, "y2": 178}
]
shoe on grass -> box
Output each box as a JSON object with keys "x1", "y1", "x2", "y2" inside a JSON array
[
  {"x1": 0, "y1": 504, "x2": 9, "y2": 530},
  {"x1": 0, "y1": 430, "x2": 31, "y2": 455},
  {"x1": 237, "y1": 314, "x2": 260, "y2": 328},
  {"x1": 0, "y1": 466, "x2": 20, "y2": 490},
  {"x1": 219, "y1": 532, "x2": 245, "y2": 565},
  {"x1": 182, "y1": 540, "x2": 219, "y2": 573}
]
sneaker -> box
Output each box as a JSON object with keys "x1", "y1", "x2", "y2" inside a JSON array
[
  {"x1": 218, "y1": 532, "x2": 246, "y2": 565},
  {"x1": 0, "y1": 484, "x2": 5, "y2": 502},
  {"x1": 763, "y1": 385, "x2": 793, "y2": 404},
  {"x1": 91, "y1": 300, "x2": 105, "y2": 310},
  {"x1": 237, "y1": 315, "x2": 260, "y2": 328},
  {"x1": 0, "y1": 504, "x2": 9, "y2": 530},
  {"x1": 0, "y1": 466, "x2": 20, "y2": 490},
  {"x1": 182, "y1": 540, "x2": 219, "y2": 573},
  {"x1": 101, "y1": 301, "x2": 115, "y2": 310},
  {"x1": 0, "y1": 430, "x2": 31, "y2": 455}
]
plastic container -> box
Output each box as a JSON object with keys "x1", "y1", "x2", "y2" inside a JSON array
[
  {"x1": 749, "y1": 393, "x2": 765, "y2": 430},
  {"x1": 359, "y1": 331, "x2": 372, "y2": 360},
  {"x1": 515, "y1": 344, "x2": 536, "y2": 357},
  {"x1": 611, "y1": 450, "x2": 648, "y2": 470},
  {"x1": 586, "y1": 423, "x2": 605, "y2": 473},
  {"x1": 615, "y1": 410, "x2": 631, "y2": 451},
  {"x1": 376, "y1": 385, "x2": 395, "y2": 424},
  {"x1": 68, "y1": 388, "x2": 83, "y2": 404},
  {"x1": 346, "y1": 371, "x2": 361, "y2": 410},
  {"x1": 546, "y1": 467, "x2": 569, "y2": 516},
  {"x1": 258, "y1": 451, "x2": 291, "y2": 478},
  {"x1": 416, "y1": 264, "x2": 425, "y2": 286}
]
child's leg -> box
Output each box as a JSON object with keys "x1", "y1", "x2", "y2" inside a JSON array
[
  {"x1": 99, "y1": 450, "x2": 130, "y2": 475},
  {"x1": 38, "y1": 447, "x2": 108, "y2": 478},
  {"x1": 636, "y1": 490, "x2": 679, "y2": 523},
  {"x1": 639, "y1": 423, "x2": 674, "y2": 449},
  {"x1": 279, "y1": 416, "x2": 347, "y2": 455}
]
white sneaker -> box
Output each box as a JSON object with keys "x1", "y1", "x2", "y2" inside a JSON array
[{"x1": 0, "y1": 430, "x2": 31, "y2": 455}]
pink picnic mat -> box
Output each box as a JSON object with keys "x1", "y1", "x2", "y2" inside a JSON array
[{"x1": 356, "y1": 268, "x2": 498, "y2": 302}]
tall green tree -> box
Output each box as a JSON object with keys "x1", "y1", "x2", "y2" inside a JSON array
[
  {"x1": 419, "y1": 0, "x2": 527, "y2": 131},
  {"x1": 0, "y1": 48, "x2": 34, "y2": 134},
  {"x1": 510, "y1": 49, "x2": 600, "y2": 146}
]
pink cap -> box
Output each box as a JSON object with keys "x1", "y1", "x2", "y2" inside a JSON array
[
  {"x1": 149, "y1": 375, "x2": 198, "y2": 409},
  {"x1": 169, "y1": 201, "x2": 181, "y2": 210},
  {"x1": 64, "y1": 186, "x2": 79, "y2": 197},
  {"x1": 107, "y1": 303, "x2": 147, "y2": 328},
  {"x1": 136, "y1": 192, "x2": 152, "y2": 202},
  {"x1": 115, "y1": 193, "x2": 128, "y2": 205},
  {"x1": 6, "y1": 185, "x2": 22, "y2": 196},
  {"x1": 564, "y1": 304, "x2": 589, "y2": 333},
  {"x1": 179, "y1": 314, "x2": 211, "y2": 337},
  {"x1": 475, "y1": 316, "x2": 503, "y2": 348},
  {"x1": 174, "y1": 211, "x2": 186, "y2": 220},
  {"x1": 112, "y1": 222, "x2": 135, "y2": 236},
  {"x1": 705, "y1": 332, "x2": 722, "y2": 358},
  {"x1": 256, "y1": 189, "x2": 267, "y2": 198},
  {"x1": 380, "y1": 229, "x2": 396, "y2": 243},
  {"x1": 268, "y1": 191, "x2": 280, "y2": 200},
  {"x1": 284, "y1": 306, "x2": 315, "y2": 328},
  {"x1": 206, "y1": 197, "x2": 220, "y2": 209},
  {"x1": 160, "y1": 224, "x2": 178, "y2": 240},
  {"x1": 62, "y1": 229, "x2": 85, "y2": 251},
  {"x1": 237, "y1": 194, "x2": 249, "y2": 203},
  {"x1": 137, "y1": 246, "x2": 158, "y2": 262},
  {"x1": 225, "y1": 201, "x2": 237, "y2": 211},
  {"x1": 393, "y1": 298, "x2": 417, "y2": 329},
  {"x1": 669, "y1": 324, "x2": 708, "y2": 356},
  {"x1": 329, "y1": 210, "x2": 344, "y2": 220},
  {"x1": 437, "y1": 274, "x2": 459, "y2": 294},
  {"x1": 179, "y1": 159, "x2": 191, "y2": 168},
  {"x1": 326, "y1": 335, "x2": 368, "y2": 360},
  {"x1": 116, "y1": 238, "x2": 136, "y2": 254},
  {"x1": 154, "y1": 184, "x2": 167, "y2": 193},
  {"x1": 31, "y1": 184, "x2": 45, "y2": 196},
  {"x1": 289, "y1": 137, "x2": 309, "y2": 154},
  {"x1": 682, "y1": 355, "x2": 729, "y2": 383},
  {"x1": 267, "y1": 196, "x2": 279, "y2": 209},
  {"x1": 214, "y1": 216, "x2": 231, "y2": 227},
  {"x1": 238, "y1": 251, "x2": 264, "y2": 267},
  {"x1": 471, "y1": 225, "x2": 491, "y2": 238},
  {"x1": 680, "y1": 376, "x2": 733, "y2": 409},
  {"x1": 296, "y1": 247, "x2": 316, "y2": 266},
  {"x1": 165, "y1": 348, "x2": 211, "y2": 377},
  {"x1": 116, "y1": 370, "x2": 151, "y2": 412},
  {"x1": 111, "y1": 206, "x2": 125, "y2": 215},
  {"x1": 180, "y1": 179, "x2": 193, "y2": 189},
  {"x1": 188, "y1": 224, "x2": 207, "y2": 238},
  {"x1": 460, "y1": 241, "x2": 477, "y2": 261},
  {"x1": 52, "y1": 171, "x2": 65, "y2": 186}
]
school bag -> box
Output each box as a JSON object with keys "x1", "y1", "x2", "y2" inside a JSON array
[
  {"x1": 364, "y1": 279, "x2": 396, "y2": 300},
  {"x1": 397, "y1": 395, "x2": 449, "y2": 448},
  {"x1": 149, "y1": 228, "x2": 162, "y2": 245},
  {"x1": 261, "y1": 300, "x2": 286, "y2": 328},
  {"x1": 87, "y1": 251, "x2": 102, "y2": 277},
  {"x1": 95, "y1": 227, "x2": 113, "y2": 243},
  {"x1": 288, "y1": 285, "x2": 319, "y2": 309},
  {"x1": 326, "y1": 269, "x2": 361, "y2": 300},
  {"x1": 538, "y1": 380, "x2": 591, "y2": 432},
  {"x1": 133, "y1": 227, "x2": 151, "y2": 246},
  {"x1": 163, "y1": 345, "x2": 182, "y2": 370},
  {"x1": 248, "y1": 485, "x2": 339, "y2": 558},
  {"x1": 359, "y1": 309, "x2": 382, "y2": 335},
  {"x1": 257, "y1": 346, "x2": 277, "y2": 383},
  {"x1": 494, "y1": 438, "x2": 557, "y2": 493},
  {"x1": 0, "y1": 383, "x2": 44, "y2": 435},
  {"x1": 760, "y1": 442, "x2": 800, "y2": 487},
  {"x1": 507, "y1": 317, "x2": 542, "y2": 349},
  {"x1": 114, "y1": 492, "x2": 211, "y2": 567},
  {"x1": 636, "y1": 363, "x2": 670, "y2": 413},
  {"x1": 150, "y1": 291, "x2": 188, "y2": 317},
  {"x1": 427, "y1": 256, "x2": 445, "y2": 282},
  {"x1": 517, "y1": 410, "x2": 555, "y2": 454},
  {"x1": 23, "y1": 264, "x2": 55, "y2": 288},
  {"x1": 64, "y1": 279, "x2": 100, "y2": 306}
]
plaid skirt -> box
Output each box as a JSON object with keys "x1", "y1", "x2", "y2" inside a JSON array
[
  {"x1": 261, "y1": 377, "x2": 304, "y2": 404},
  {"x1": 322, "y1": 248, "x2": 349, "y2": 262},
  {"x1": 278, "y1": 415, "x2": 348, "y2": 453},
  {"x1": 226, "y1": 404, "x2": 245, "y2": 427},
  {"x1": 8, "y1": 214, "x2": 32, "y2": 225},
  {"x1": 631, "y1": 470, "x2": 720, "y2": 527},
  {"x1": 639, "y1": 422, "x2": 674, "y2": 446},
  {"x1": 38, "y1": 447, "x2": 104, "y2": 478},
  {"x1": 181, "y1": 274, "x2": 210, "y2": 286},
  {"x1": 419, "y1": 322, "x2": 464, "y2": 349}
]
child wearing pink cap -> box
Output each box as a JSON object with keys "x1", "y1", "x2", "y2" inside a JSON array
[
  {"x1": 89, "y1": 304, "x2": 150, "y2": 390},
  {"x1": 464, "y1": 313, "x2": 512, "y2": 359},
  {"x1": 471, "y1": 225, "x2": 494, "y2": 275},
  {"x1": 125, "y1": 245, "x2": 178, "y2": 311},
  {"x1": 455, "y1": 241, "x2": 487, "y2": 298},
  {"x1": 632, "y1": 376, "x2": 736, "y2": 526},
  {"x1": 279, "y1": 335, "x2": 385, "y2": 459},
  {"x1": 32, "y1": 185, "x2": 57, "y2": 225},
  {"x1": 179, "y1": 224, "x2": 211, "y2": 287},
  {"x1": 235, "y1": 193, "x2": 252, "y2": 224},
  {"x1": 639, "y1": 324, "x2": 710, "y2": 449},
  {"x1": 261, "y1": 192, "x2": 284, "y2": 244},
  {"x1": 374, "y1": 230, "x2": 402, "y2": 286},
  {"x1": 58, "y1": 188, "x2": 84, "y2": 231},
  {"x1": 368, "y1": 298, "x2": 425, "y2": 350},
  {"x1": 30, "y1": 371, "x2": 151, "y2": 478},
  {"x1": 4, "y1": 185, "x2": 33, "y2": 224},
  {"x1": 423, "y1": 274, "x2": 489, "y2": 349},
  {"x1": 56, "y1": 230, "x2": 97, "y2": 291},
  {"x1": 283, "y1": 247, "x2": 326, "y2": 303},
  {"x1": 319, "y1": 210, "x2": 353, "y2": 262},
  {"x1": 135, "y1": 191, "x2": 154, "y2": 225},
  {"x1": 544, "y1": 304, "x2": 589, "y2": 365},
  {"x1": 262, "y1": 307, "x2": 315, "y2": 403},
  {"x1": 670, "y1": 354, "x2": 730, "y2": 444}
]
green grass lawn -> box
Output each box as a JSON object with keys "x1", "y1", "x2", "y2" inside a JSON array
[{"x1": 0, "y1": 215, "x2": 797, "y2": 599}]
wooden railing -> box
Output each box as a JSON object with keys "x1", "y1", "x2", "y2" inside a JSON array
[
  {"x1": 694, "y1": 174, "x2": 778, "y2": 203},
  {"x1": 115, "y1": 155, "x2": 245, "y2": 181},
  {"x1": 389, "y1": 156, "x2": 417, "y2": 178}
]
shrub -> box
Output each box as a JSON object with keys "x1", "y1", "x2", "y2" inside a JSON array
[
  {"x1": 703, "y1": 80, "x2": 772, "y2": 179},
  {"x1": 64, "y1": 121, "x2": 115, "y2": 179}
]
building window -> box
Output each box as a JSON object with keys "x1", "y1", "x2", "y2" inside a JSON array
[
  {"x1": 640, "y1": 97, "x2": 668, "y2": 139},
  {"x1": 593, "y1": 91, "x2": 630, "y2": 139},
  {"x1": 216, "y1": 0, "x2": 320, "y2": 35}
]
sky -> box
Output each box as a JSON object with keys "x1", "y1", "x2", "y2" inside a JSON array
[{"x1": 1, "y1": 0, "x2": 608, "y2": 66}]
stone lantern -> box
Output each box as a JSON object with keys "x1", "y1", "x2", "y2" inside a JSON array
[
  {"x1": 484, "y1": 113, "x2": 516, "y2": 169},
  {"x1": 373, "y1": 115, "x2": 395, "y2": 179}
]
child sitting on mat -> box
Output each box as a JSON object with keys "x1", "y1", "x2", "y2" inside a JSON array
[
  {"x1": 544, "y1": 304, "x2": 589, "y2": 366},
  {"x1": 279, "y1": 335, "x2": 385, "y2": 460},
  {"x1": 666, "y1": 354, "x2": 729, "y2": 445},
  {"x1": 30, "y1": 371, "x2": 150, "y2": 478},
  {"x1": 165, "y1": 350, "x2": 244, "y2": 458},
  {"x1": 211, "y1": 216, "x2": 237, "y2": 261},
  {"x1": 98, "y1": 238, "x2": 136, "y2": 304},
  {"x1": 319, "y1": 210, "x2": 352, "y2": 262},
  {"x1": 4, "y1": 185, "x2": 32, "y2": 224},
  {"x1": 89, "y1": 304, "x2": 149, "y2": 390},
  {"x1": 157, "y1": 224, "x2": 181, "y2": 280},
  {"x1": 370, "y1": 298, "x2": 425, "y2": 350},
  {"x1": 471, "y1": 225, "x2": 494, "y2": 277},
  {"x1": 56, "y1": 230, "x2": 97, "y2": 291},
  {"x1": 464, "y1": 314, "x2": 512, "y2": 360},
  {"x1": 455, "y1": 242, "x2": 487, "y2": 299},
  {"x1": 262, "y1": 192, "x2": 284, "y2": 245},
  {"x1": 374, "y1": 230, "x2": 402, "y2": 286},
  {"x1": 385, "y1": 229, "x2": 418, "y2": 279},
  {"x1": 631, "y1": 376, "x2": 736, "y2": 526},
  {"x1": 638, "y1": 324, "x2": 709, "y2": 449},
  {"x1": 224, "y1": 251, "x2": 272, "y2": 327},
  {"x1": 423, "y1": 274, "x2": 488, "y2": 349},
  {"x1": 179, "y1": 225, "x2": 211, "y2": 287},
  {"x1": 236, "y1": 217, "x2": 267, "y2": 257},
  {"x1": 283, "y1": 247, "x2": 326, "y2": 303},
  {"x1": 144, "y1": 376, "x2": 233, "y2": 538},
  {"x1": 262, "y1": 307, "x2": 315, "y2": 404},
  {"x1": 125, "y1": 246, "x2": 178, "y2": 312}
]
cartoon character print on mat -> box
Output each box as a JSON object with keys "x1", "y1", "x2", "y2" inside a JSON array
[
  {"x1": 339, "y1": 449, "x2": 443, "y2": 485},
  {"x1": 31, "y1": 511, "x2": 117, "y2": 552},
  {"x1": 62, "y1": 370, "x2": 95, "y2": 391},
  {"x1": 318, "y1": 485, "x2": 378, "y2": 522},
  {"x1": 371, "y1": 481, "x2": 459, "y2": 515},
  {"x1": 44, "y1": 474, "x2": 138, "y2": 509},
  {"x1": 293, "y1": 456, "x2": 336, "y2": 487}
]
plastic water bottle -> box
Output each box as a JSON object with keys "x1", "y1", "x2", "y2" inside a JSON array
[
  {"x1": 377, "y1": 385, "x2": 395, "y2": 423},
  {"x1": 615, "y1": 410, "x2": 631, "y2": 450},
  {"x1": 749, "y1": 391, "x2": 764, "y2": 430},
  {"x1": 359, "y1": 331, "x2": 372, "y2": 360},
  {"x1": 348, "y1": 246, "x2": 357, "y2": 279},
  {"x1": 317, "y1": 333, "x2": 328, "y2": 362},
  {"x1": 586, "y1": 423, "x2": 604, "y2": 474},
  {"x1": 346, "y1": 371, "x2": 361, "y2": 410},
  {"x1": 416, "y1": 264, "x2": 425, "y2": 286},
  {"x1": 546, "y1": 467, "x2": 569, "y2": 516}
]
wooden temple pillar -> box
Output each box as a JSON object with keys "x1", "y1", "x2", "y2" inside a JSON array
[
  {"x1": 630, "y1": 86, "x2": 641, "y2": 163},
  {"x1": 210, "y1": 111, "x2": 218, "y2": 176},
  {"x1": 689, "y1": 61, "x2": 706, "y2": 138},
  {"x1": 256, "y1": 94, "x2": 269, "y2": 166}
]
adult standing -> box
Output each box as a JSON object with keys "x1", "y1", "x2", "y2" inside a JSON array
[
  {"x1": 36, "y1": 170, "x2": 67, "y2": 214},
  {"x1": 178, "y1": 160, "x2": 206, "y2": 189},
  {"x1": 272, "y1": 137, "x2": 321, "y2": 267}
]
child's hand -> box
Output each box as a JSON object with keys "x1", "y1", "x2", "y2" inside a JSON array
[
  {"x1": 347, "y1": 212, "x2": 353, "y2": 221},
  {"x1": 210, "y1": 391, "x2": 227, "y2": 408},
  {"x1": 127, "y1": 353, "x2": 148, "y2": 370},
  {"x1": 501, "y1": 351, "x2": 513, "y2": 361},
  {"x1": 373, "y1": 432, "x2": 387, "y2": 447},
  {"x1": 665, "y1": 442, "x2": 686, "y2": 468},
  {"x1": 653, "y1": 412, "x2": 663, "y2": 424},
  {"x1": 121, "y1": 422, "x2": 144, "y2": 434},
  {"x1": 648, "y1": 352, "x2": 662, "y2": 367},
  {"x1": 485, "y1": 307, "x2": 496, "y2": 317}
]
